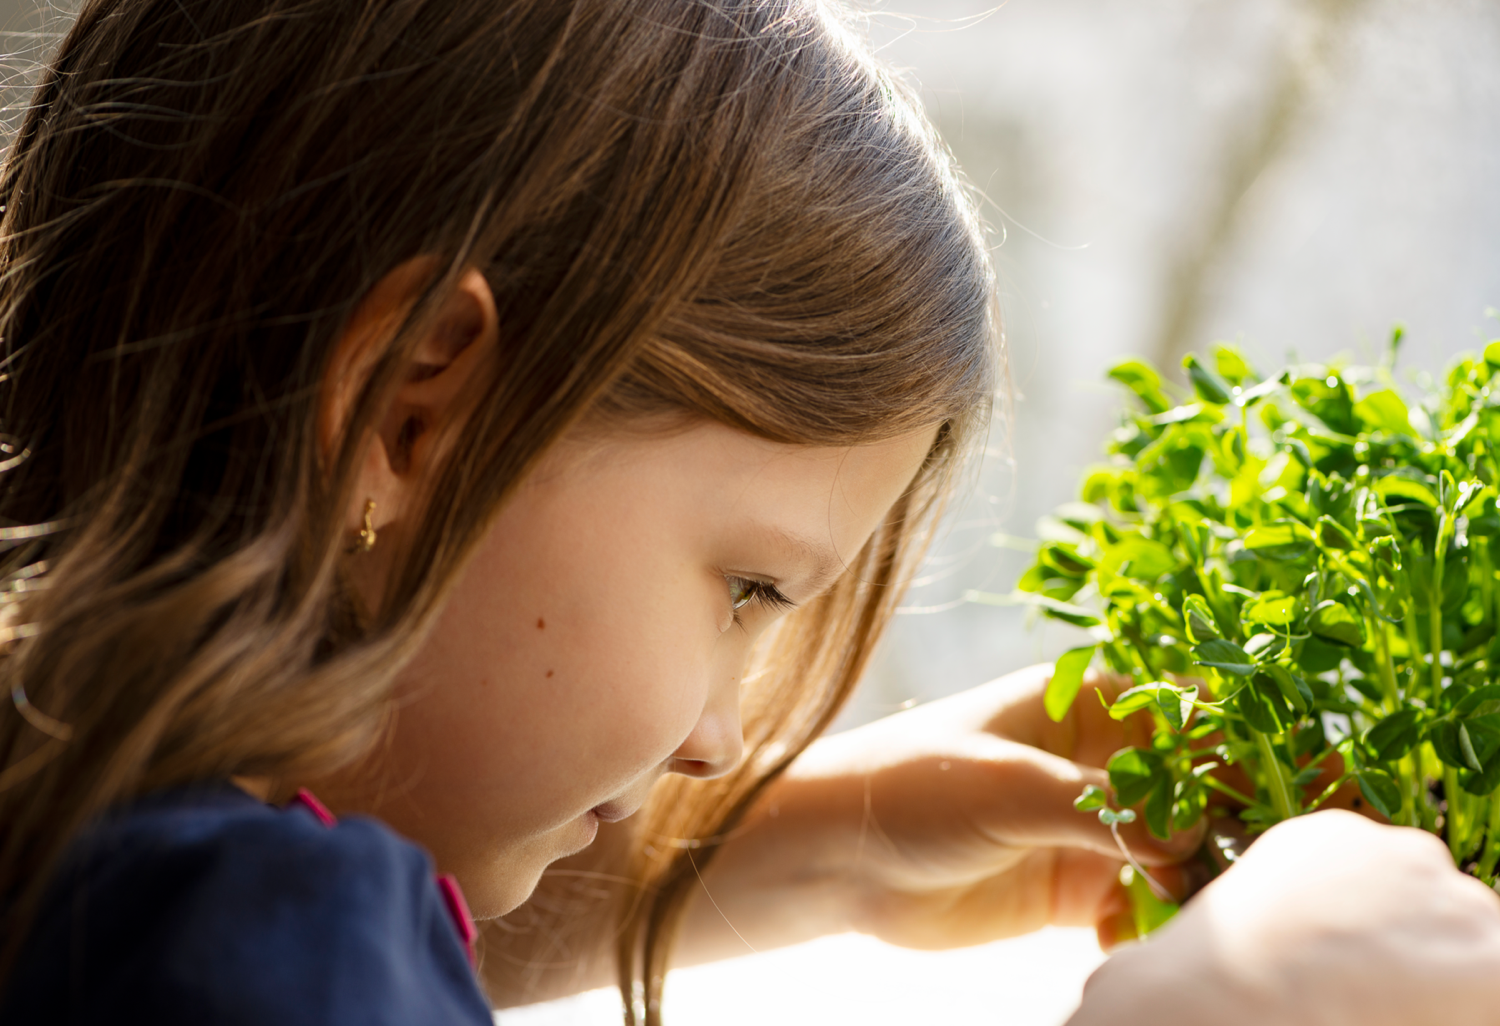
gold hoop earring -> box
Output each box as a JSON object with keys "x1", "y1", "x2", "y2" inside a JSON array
[{"x1": 353, "y1": 499, "x2": 377, "y2": 553}]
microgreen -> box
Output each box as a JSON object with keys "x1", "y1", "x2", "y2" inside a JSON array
[{"x1": 999, "y1": 333, "x2": 1500, "y2": 932}]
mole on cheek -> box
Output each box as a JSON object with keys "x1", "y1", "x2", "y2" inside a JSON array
[
  {"x1": 545, "y1": 669, "x2": 554, "y2": 678},
  {"x1": 536, "y1": 617, "x2": 545, "y2": 630}
]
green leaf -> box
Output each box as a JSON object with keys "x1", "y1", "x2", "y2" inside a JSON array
[
  {"x1": 1232, "y1": 375, "x2": 1282, "y2": 407},
  {"x1": 1356, "y1": 769, "x2": 1403, "y2": 819},
  {"x1": 1428, "y1": 721, "x2": 1471, "y2": 771},
  {"x1": 1291, "y1": 374, "x2": 1357, "y2": 435},
  {"x1": 1098, "y1": 807, "x2": 1137, "y2": 826},
  {"x1": 1149, "y1": 403, "x2": 1218, "y2": 426},
  {"x1": 1242, "y1": 522, "x2": 1315, "y2": 562},
  {"x1": 1485, "y1": 339, "x2": 1500, "y2": 368},
  {"x1": 1454, "y1": 684, "x2": 1500, "y2": 718},
  {"x1": 1046, "y1": 646, "x2": 1097, "y2": 722},
  {"x1": 1183, "y1": 354, "x2": 1233, "y2": 405},
  {"x1": 1038, "y1": 543, "x2": 1095, "y2": 577},
  {"x1": 1108, "y1": 747, "x2": 1166, "y2": 807},
  {"x1": 1192, "y1": 638, "x2": 1256, "y2": 677},
  {"x1": 1348, "y1": 674, "x2": 1385, "y2": 705},
  {"x1": 1182, "y1": 594, "x2": 1221, "y2": 642},
  {"x1": 1108, "y1": 360, "x2": 1171, "y2": 414},
  {"x1": 1101, "y1": 536, "x2": 1179, "y2": 581},
  {"x1": 1460, "y1": 762, "x2": 1500, "y2": 797},
  {"x1": 1242, "y1": 592, "x2": 1298, "y2": 627},
  {"x1": 1365, "y1": 707, "x2": 1422, "y2": 761},
  {"x1": 1244, "y1": 632, "x2": 1288, "y2": 663},
  {"x1": 1459, "y1": 484, "x2": 1491, "y2": 520},
  {"x1": 1459, "y1": 722, "x2": 1484, "y2": 772},
  {"x1": 1309, "y1": 599, "x2": 1366, "y2": 648},
  {"x1": 1236, "y1": 677, "x2": 1293, "y2": 733},
  {"x1": 1074, "y1": 784, "x2": 1108, "y2": 812},
  {"x1": 1446, "y1": 413, "x2": 1480, "y2": 449},
  {"x1": 1107, "y1": 683, "x2": 1195, "y2": 729},
  {"x1": 1261, "y1": 665, "x2": 1313, "y2": 714},
  {"x1": 1314, "y1": 515, "x2": 1356, "y2": 551},
  {"x1": 1374, "y1": 475, "x2": 1439, "y2": 508},
  {"x1": 1353, "y1": 389, "x2": 1415, "y2": 436},
  {"x1": 1212, "y1": 343, "x2": 1256, "y2": 385},
  {"x1": 1144, "y1": 775, "x2": 1175, "y2": 840},
  {"x1": 1106, "y1": 687, "x2": 1159, "y2": 720},
  {"x1": 1297, "y1": 635, "x2": 1346, "y2": 674}
]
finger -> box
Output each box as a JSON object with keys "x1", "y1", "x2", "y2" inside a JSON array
[
  {"x1": 997, "y1": 667, "x2": 1138, "y2": 758},
  {"x1": 1051, "y1": 848, "x2": 1129, "y2": 928},
  {"x1": 1064, "y1": 670, "x2": 1163, "y2": 766},
  {"x1": 1111, "y1": 809, "x2": 1206, "y2": 868},
  {"x1": 1093, "y1": 862, "x2": 1197, "y2": 950},
  {"x1": 1139, "y1": 861, "x2": 1192, "y2": 903},
  {"x1": 971, "y1": 741, "x2": 1205, "y2": 865}
]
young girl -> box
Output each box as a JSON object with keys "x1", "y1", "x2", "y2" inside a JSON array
[{"x1": 1, "y1": 1, "x2": 1498, "y2": 1024}]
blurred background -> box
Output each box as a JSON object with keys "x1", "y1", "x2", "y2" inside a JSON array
[
  {"x1": 3, "y1": 0, "x2": 1493, "y2": 1021},
  {"x1": 843, "y1": 0, "x2": 1500, "y2": 733}
]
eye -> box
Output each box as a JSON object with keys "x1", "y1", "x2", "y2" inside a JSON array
[
  {"x1": 726, "y1": 576, "x2": 756, "y2": 610},
  {"x1": 725, "y1": 575, "x2": 795, "y2": 616}
]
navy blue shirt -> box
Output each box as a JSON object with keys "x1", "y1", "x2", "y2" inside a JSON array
[{"x1": 0, "y1": 782, "x2": 494, "y2": 1025}]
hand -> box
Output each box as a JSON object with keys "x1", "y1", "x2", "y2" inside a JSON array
[
  {"x1": 678, "y1": 663, "x2": 1202, "y2": 962},
  {"x1": 1071, "y1": 810, "x2": 1500, "y2": 1026}
]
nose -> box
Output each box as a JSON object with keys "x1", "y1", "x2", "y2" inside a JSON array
[{"x1": 668, "y1": 673, "x2": 743, "y2": 780}]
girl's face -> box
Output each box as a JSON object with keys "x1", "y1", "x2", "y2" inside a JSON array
[{"x1": 334, "y1": 419, "x2": 935, "y2": 916}]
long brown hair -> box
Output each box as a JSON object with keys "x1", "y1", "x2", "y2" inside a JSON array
[{"x1": 0, "y1": 0, "x2": 997, "y2": 1017}]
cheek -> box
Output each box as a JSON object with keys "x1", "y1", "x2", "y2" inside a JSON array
[{"x1": 399, "y1": 488, "x2": 722, "y2": 807}]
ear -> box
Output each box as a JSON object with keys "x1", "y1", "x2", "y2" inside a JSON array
[{"x1": 319, "y1": 259, "x2": 499, "y2": 542}]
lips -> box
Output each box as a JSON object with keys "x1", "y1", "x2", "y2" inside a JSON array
[{"x1": 589, "y1": 799, "x2": 640, "y2": 823}]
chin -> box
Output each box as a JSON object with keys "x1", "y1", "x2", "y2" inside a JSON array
[
  {"x1": 470, "y1": 816, "x2": 602, "y2": 919},
  {"x1": 466, "y1": 860, "x2": 548, "y2": 919}
]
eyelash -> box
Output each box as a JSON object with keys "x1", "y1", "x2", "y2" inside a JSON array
[{"x1": 726, "y1": 575, "x2": 796, "y2": 625}]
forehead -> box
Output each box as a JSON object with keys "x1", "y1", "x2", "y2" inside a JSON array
[{"x1": 537, "y1": 417, "x2": 936, "y2": 559}]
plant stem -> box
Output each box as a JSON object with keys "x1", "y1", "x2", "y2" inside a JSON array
[
  {"x1": 1370, "y1": 623, "x2": 1419, "y2": 826},
  {"x1": 1406, "y1": 752, "x2": 1426, "y2": 830},
  {"x1": 1201, "y1": 775, "x2": 1262, "y2": 810},
  {"x1": 1303, "y1": 772, "x2": 1354, "y2": 813},
  {"x1": 1445, "y1": 764, "x2": 1465, "y2": 864},
  {"x1": 1479, "y1": 794, "x2": 1500, "y2": 880},
  {"x1": 1429, "y1": 545, "x2": 1446, "y2": 702},
  {"x1": 1478, "y1": 537, "x2": 1494, "y2": 631},
  {"x1": 1403, "y1": 610, "x2": 1427, "y2": 698},
  {"x1": 1254, "y1": 728, "x2": 1297, "y2": 822},
  {"x1": 1415, "y1": 750, "x2": 1438, "y2": 832},
  {"x1": 1373, "y1": 621, "x2": 1401, "y2": 710},
  {"x1": 1121, "y1": 621, "x2": 1160, "y2": 680}
]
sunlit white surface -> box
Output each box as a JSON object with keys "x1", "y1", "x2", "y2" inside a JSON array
[{"x1": 498, "y1": 927, "x2": 1105, "y2": 1026}]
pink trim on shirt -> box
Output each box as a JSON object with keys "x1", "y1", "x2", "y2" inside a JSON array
[
  {"x1": 436, "y1": 872, "x2": 478, "y2": 967},
  {"x1": 289, "y1": 788, "x2": 337, "y2": 828},
  {"x1": 283, "y1": 788, "x2": 477, "y2": 970}
]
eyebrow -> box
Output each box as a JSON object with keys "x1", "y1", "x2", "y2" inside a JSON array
[{"x1": 766, "y1": 526, "x2": 847, "y2": 596}]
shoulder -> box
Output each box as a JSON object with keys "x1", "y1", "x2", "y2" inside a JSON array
[{"x1": 2, "y1": 783, "x2": 491, "y2": 1026}]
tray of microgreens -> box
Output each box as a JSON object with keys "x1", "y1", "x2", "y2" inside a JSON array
[{"x1": 976, "y1": 333, "x2": 1500, "y2": 935}]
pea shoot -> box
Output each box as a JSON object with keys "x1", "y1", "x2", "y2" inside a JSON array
[{"x1": 992, "y1": 332, "x2": 1500, "y2": 933}]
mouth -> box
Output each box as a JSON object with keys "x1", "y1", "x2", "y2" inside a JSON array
[{"x1": 589, "y1": 799, "x2": 641, "y2": 824}]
